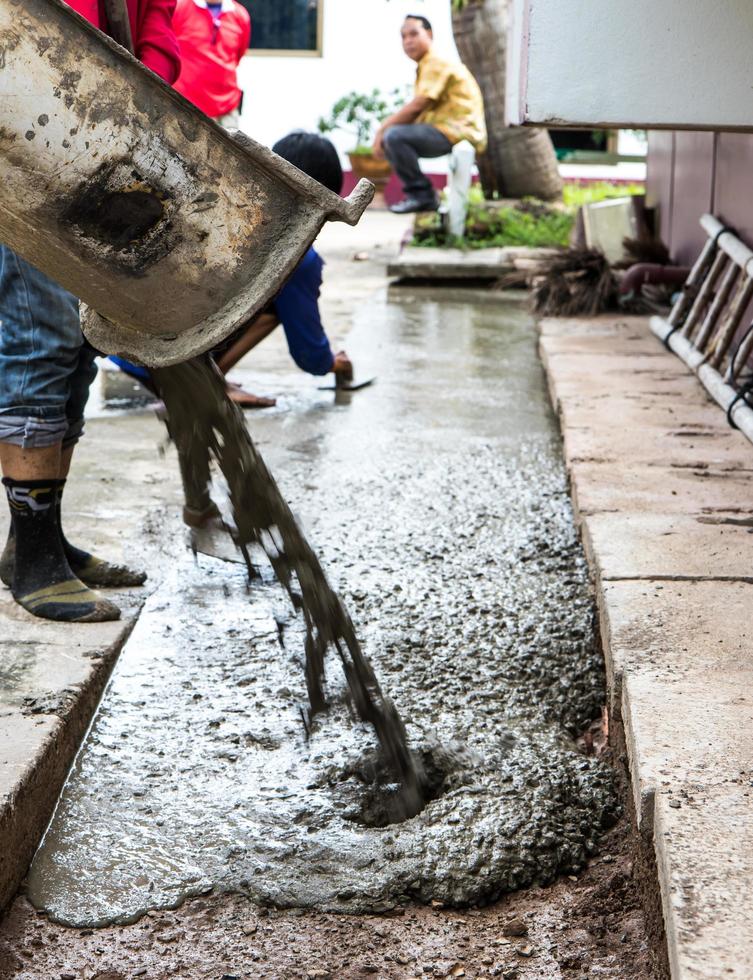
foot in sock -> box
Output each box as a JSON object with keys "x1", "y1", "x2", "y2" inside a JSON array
[
  {"x1": 0, "y1": 482, "x2": 147, "y2": 589},
  {"x1": 2, "y1": 477, "x2": 120, "y2": 622}
]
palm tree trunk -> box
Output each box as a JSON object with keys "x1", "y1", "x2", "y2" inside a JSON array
[{"x1": 452, "y1": 0, "x2": 563, "y2": 201}]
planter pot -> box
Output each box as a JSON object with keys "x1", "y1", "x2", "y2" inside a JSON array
[{"x1": 349, "y1": 152, "x2": 392, "y2": 208}]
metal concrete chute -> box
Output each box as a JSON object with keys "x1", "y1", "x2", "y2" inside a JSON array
[{"x1": 0, "y1": 0, "x2": 374, "y2": 366}]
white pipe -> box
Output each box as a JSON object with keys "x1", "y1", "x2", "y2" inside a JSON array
[
  {"x1": 700, "y1": 213, "x2": 753, "y2": 276},
  {"x1": 650, "y1": 315, "x2": 753, "y2": 445}
]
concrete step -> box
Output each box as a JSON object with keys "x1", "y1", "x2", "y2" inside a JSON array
[
  {"x1": 387, "y1": 244, "x2": 556, "y2": 280},
  {"x1": 0, "y1": 412, "x2": 184, "y2": 913},
  {"x1": 0, "y1": 605, "x2": 138, "y2": 912},
  {"x1": 540, "y1": 313, "x2": 753, "y2": 978}
]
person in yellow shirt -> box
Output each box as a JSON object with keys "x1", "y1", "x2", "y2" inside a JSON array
[{"x1": 373, "y1": 14, "x2": 487, "y2": 214}]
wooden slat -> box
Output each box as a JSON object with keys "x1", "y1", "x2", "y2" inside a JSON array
[
  {"x1": 708, "y1": 274, "x2": 753, "y2": 370},
  {"x1": 693, "y1": 260, "x2": 740, "y2": 352},
  {"x1": 680, "y1": 249, "x2": 728, "y2": 339},
  {"x1": 667, "y1": 235, "x2": 719, "y2": 330}
]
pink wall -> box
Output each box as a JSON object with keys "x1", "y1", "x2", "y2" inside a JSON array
[
  {"x1": 648, "y1": 130, "x2": 753, "y2": 265},
  {"x1": 341, "y1": 172, "x2": 448, "y2": 207}
]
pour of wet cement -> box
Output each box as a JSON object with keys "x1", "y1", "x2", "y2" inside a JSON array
[
  {"x1": 151, "y1": 356, "x2": 423, "y2": 821},
  {"x1": 26, "y1": 295, "x2": 617, "y2": 926}
]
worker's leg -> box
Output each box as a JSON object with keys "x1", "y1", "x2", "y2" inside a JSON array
[
  {"x1": 214, "y1": 312, "x2": 279, "y2": 408},
  {"x1": 0, "y1": 247, "x2": 119, "y2": 621},
  {"x1": 382, "y1": 124, "x2": 453, "y2": 210},
  {"x1": 214, "y1": 312, "x2": 280, "y2": 374},
  {"x1": 54, "y1": 344, "x2": 147, "y2": 587}
]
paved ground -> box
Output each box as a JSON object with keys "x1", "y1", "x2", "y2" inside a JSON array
[
  {"x1": 0, "y1": 214, "x2": 661, "y2": 977},
  {"x1": 539, "y1": 314, "x2": 753, "y2": 979}
]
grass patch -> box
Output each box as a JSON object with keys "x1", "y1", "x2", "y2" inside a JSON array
[
  {"x1": 411, "y1": 181, "x2": 644, "y2": 250},
  {"x1": 562, "y1": 181, "x2": 644, "y2": 209}
]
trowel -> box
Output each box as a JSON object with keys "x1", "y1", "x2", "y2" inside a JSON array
[
  {"x1": 317, "y1": 377, "x2": 376, "y2": 392},
  {"x1": 0, "y1": 0, "x2": 374, "y2": 368},
  {"x1": 189, "y1": 517, "x2": 247, "y2": 566}
]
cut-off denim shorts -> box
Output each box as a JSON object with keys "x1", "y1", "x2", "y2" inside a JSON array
[{"x1": 0, "y1": 245, "x2": 97, "y2": 449}]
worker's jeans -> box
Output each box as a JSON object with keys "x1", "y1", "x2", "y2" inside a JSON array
[
  {"x1": 382, "y1": 124, "x2": 453, "y2": 202},
  {"x1": 0, "y1": 245, "x2": 96, "y2": 449}
]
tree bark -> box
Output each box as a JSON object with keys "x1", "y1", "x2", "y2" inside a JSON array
[{"x1": 452, "y1": 0, "x2": 563, "y2": 201}]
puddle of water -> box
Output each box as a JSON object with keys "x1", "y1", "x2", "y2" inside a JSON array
[{"x1": 26, "y1": 294, "x2": 617, "y2": 926}]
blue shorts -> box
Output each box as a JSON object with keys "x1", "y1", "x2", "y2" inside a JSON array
[{"x1": 0, "y1": 245, "x2": 97, "y2": 449}]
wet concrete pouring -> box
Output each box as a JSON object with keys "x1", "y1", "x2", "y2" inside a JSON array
[{"x1": 0, "y1": 250, "x2": 661, "y2": 977}]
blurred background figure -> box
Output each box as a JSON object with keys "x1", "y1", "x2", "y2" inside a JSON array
[
  {"x1": 373, "y1": 13, "x2": 486, "y2": 214},
  {"x1": 172, "y1": 0, "x2": 250, "y2": 128}
]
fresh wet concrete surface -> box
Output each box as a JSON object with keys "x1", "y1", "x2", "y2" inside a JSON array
[
  {"x1": 25, "y1": 291, "x2": 616, "y2": 927},
  {"x1": 0, "y1": 219, "x2": 661, "y2": 978}
]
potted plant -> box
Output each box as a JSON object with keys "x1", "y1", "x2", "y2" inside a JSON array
[{"x1": 318, "y1": 88, "x2": 404, "y2": 196}]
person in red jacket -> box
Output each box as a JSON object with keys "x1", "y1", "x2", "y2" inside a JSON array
[
  {"x1": 172, "y1": 0, "x2": 268, "y2": 407},
  {"x1": 0, "y1": 0, "x2": 180, "y2": 623},
  {"x1": 173, "y1": 0, "x2": 251, "y2": 127}
]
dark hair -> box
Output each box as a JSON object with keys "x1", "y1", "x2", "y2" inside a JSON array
[
  {"x1": 272, "y1": 131, "x2": 343, "y2": 195},
  {"x1": 405, "y1": 13, "x2": 432, "y2": 32}
]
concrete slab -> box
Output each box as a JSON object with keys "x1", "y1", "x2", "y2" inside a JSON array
[
  {"x1": 555, "y1": 395, "x2": 722, "y2": 437},
  {"x1": 570, "y1": 460, "x2": 753, "y2": 517},
  {"x1": 581, "y1": 512, "x2": 753, "y2": 584},
  {"x1": 562, "y1": 422, "x2": 752, "y2": 469},
  {"x1": 604, "y1": 579, "x2": 753, "y2": 832},
  {"x1": 540, "y1": 331, "x2": 669, "y2": 359},
  {"x1": 654, "y1": 786, "x2": 753, "y2": 979},
  {"x1": 597, "y1": 579, "x2": 753, "y2": 712},
  {"x1": 539, "y1": 314, "x2": 648, "y2": 338},
  {"x1": 387, "y1": 245, "x2": 555, "y2": 280},
  {"x1": 540, "y1": 311, "x2": 753, "y2": 978},
  {"x1": 622, "y1": 669, "x2": 753, "y2": 829}
]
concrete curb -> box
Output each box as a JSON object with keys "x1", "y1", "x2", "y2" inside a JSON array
[
  {"x1": 0, "y1": 409, "x2": 185, "y2": 916},
  {"x1": 539, "y1": 314, "x2": 753, "y2": 979},
  {"x1": 387, "y1": 244, "x2": 556, "y2": 280},
  {"x1": 0, "y1": 607, "x2": 142, "y2": 912}
]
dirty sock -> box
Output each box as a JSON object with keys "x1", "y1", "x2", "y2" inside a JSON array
[
  {"x1": 0, "y1": 523, "x2": 13, "y2": 588},
  {"x1": 1, "y1": 483, "x2": 147, "y2": 588},
  {"x1": 56, "y1": 480, "x2": 147, "y2": 587},
  {"x1": 2, "y1": 477, "x2": 120, "y2": 622}
]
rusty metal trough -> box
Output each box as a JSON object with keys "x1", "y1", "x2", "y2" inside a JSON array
[{"x1": 0, "y1": 0, "x2": 374, "y2": 366}]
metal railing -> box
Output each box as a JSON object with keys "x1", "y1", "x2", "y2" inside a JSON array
[{"x1": 650, "y1": 214, "x2": 753, "y2": 445}]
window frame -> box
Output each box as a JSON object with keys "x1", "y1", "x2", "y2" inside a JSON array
[{"x1": 243, "y1": 0, "x2": 324, "y2": 59}]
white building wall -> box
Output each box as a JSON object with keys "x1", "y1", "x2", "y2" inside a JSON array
[
  {"x1": 508, "y1": 0, "x2": 753, "y2": 131},
  {"x1": 236, "y1": 0, "x2": 458, "y2": 165}
]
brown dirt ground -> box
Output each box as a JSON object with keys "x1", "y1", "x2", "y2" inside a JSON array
[{"x1": 0, "y1": 755, "x2": 663, "y2": 980}]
